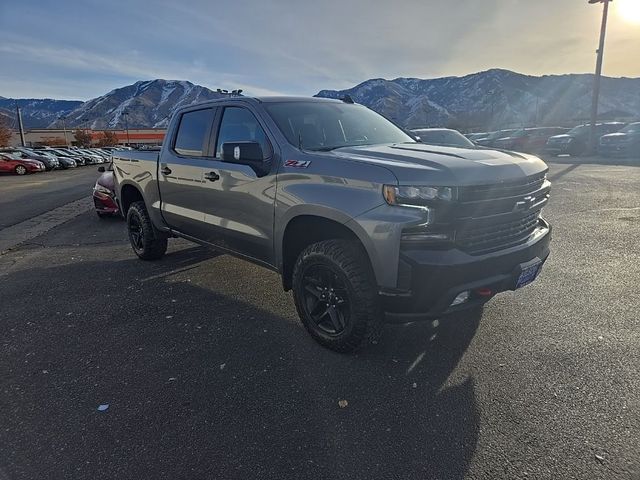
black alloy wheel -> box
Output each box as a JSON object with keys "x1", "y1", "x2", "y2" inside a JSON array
[
  {"x1": 128, "y1": 214, "x2": 144, "y2": 252},
  {"x1": 301, "y1": 264, "x2": 351, "y2": 336}
]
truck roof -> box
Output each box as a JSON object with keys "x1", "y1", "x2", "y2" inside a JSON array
[
  {"x1": 203, "y1": 96, "x2": 345, "y2": 105},
  {"x1": 254, "y1": 96, "x2": 343, "y2": 103}
]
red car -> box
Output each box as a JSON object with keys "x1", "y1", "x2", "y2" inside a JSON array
[
  {"x1": 0, "y1": 152, "x2": 46, "y2": 175},
  {"x1": 93, "y1": 166, "x2": 120, "y2": 218}
]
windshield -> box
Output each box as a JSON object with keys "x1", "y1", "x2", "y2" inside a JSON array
[
  {"x1": 567, "y1": 125, "x2": 589, "y2": 136},
  {"x1": 621, "y1": 123, "x2": 640, "y2": 134},
  {"x1": 265, "y1": 101, "x2": 415, "y2": 151},
  {"x1": 487, "y1": 130, "x2": 515, "y2": 140},
  {"x1": 510, "y1": 129, "x2": 528, "y2": 138},
  {"x1": 412, "y1": 129, "x2": 474, "y2": 148}
]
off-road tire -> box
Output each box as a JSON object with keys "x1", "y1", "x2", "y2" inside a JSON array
[
  {"x1": 292, "y1": 239, "x2": 382, "y2": 353},
  {"x1": 126, "y1": 201, "x2": 167, "y2": 260}
]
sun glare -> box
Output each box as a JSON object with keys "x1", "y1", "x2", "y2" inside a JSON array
[{"x1": 617, "y1": 0, "x2": 640, "y2": 24}]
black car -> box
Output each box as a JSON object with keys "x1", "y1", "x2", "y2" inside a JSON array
[
  {"x1": 598, "y1": 122, "x2": 640, "y2": 158},
  {"x1": 475, "y1": 129, "x2": 518, "y2": 147},
  {"x1": 410, "y1": 128, "x2": 476, "y2": 148},
  {"x1": 43, "y1": 148, "x2": 87, "y2": 166},
  {"x1": 493, "y1": 127, "x2": 570, "y2": 154},
  {"x1": 545, "y1": 123, "x2": 625, "y2": 156}
]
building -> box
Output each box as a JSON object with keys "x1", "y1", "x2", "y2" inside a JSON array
[{"x1": 9, "y1": 128, "x2": 166, "y2": 147}]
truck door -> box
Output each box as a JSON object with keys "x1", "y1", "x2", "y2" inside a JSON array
[
  {"x1": 159, "y1": 107, "x2": 216, "y2": 236},
  {"x1": 198, "y1": 105, "x2": 277, "y2": 265}
]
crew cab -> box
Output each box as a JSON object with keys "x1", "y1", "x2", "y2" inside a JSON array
[{"x1": 113, "y1": 96, "x2": 552, "y2": 352}]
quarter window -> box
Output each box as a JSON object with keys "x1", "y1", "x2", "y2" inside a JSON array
[{"x1": 174, "y1": 109, "x2": 214, "y2": 157}]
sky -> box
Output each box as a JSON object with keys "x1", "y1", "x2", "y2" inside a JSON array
[{"x1": 1, "y1": 0, "x2": 639, "y2": 100}]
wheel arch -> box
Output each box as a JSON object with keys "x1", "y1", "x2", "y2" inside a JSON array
[
  {"x1": 119, "y1": 182, "x2": 145, "y2": 216},
  {"x1": 278, "y1": 210, "x2": 380, "y2": 291}
]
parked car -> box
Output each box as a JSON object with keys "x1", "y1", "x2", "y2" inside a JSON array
[
  {"x1": 1, "y1": 148, "x2": 60, "y2": 170},
  {"x1": 43, "y1": 148, "x2": 87, "y2": 166},
  {"x1": 545, "y1": 123, "x2": 625, "y2": 156},
  {"x1": 28, "y1": 147, "x2": 76, "y2": 169},
  {"x1": 465, "y1": 133, "x2": 488, "y2": 142},
  {"x1": 598, "y1": 122, "x2": 640, "y2": 158},
  {"x1": 113, "y1": 96, "x2": 551, "y2": 352},
  {"x1": 77, "y1": 148, "x2": 105, "y2": 163},
  {"x1": 93, "y1": 166, "x2": 119, "y2": 218},
  {"x1": 475, "y1": 129, "x2": 518, "y2": 147},
  {"x1": 410, "y1": 128, "x2": 476, "y2": 148},
  {"x1": 493, "y1": 127, "x2": 570, "y2": 153},
  {"x1": 0, "y1": 152, "x2": 46, "y2": 175},
  {"x1": 46, "y1": 152, "x2": 77, "y2": 169}
]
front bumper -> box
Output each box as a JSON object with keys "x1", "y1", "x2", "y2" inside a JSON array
[
  {"x1": 381, "y1": 219, "x2": 551, "y2": 322},
  {"x1": 598, "y1": 143, "x2": 637, "y2": 157},
  {"x1": 93, "y1": 191, "x2": 119, "y2": 214},
  {"x1": 544, "y1": 144, "x2": 571, "y2": 155}
]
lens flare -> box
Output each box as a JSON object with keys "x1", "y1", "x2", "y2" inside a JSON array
[{"x1": 617, "y1": 0, "x2": 640, "y2": 24}]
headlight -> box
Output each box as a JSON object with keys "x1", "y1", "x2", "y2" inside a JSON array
[
  {"x1": 383, "y1": 185, "x2": 456, "y2": 206},
  {"x1": 559, "y1": 137, "x2": 574, "y2": 144},
  {"x1": 94, "y1": 184, "x2": 112, "y2": 195}
]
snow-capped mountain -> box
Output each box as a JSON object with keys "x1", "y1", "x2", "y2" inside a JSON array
[
  {"x1": 52, "y1": 80, "x2": 224, "y2": 129},
  {"x1": 316, "y1": 69, "x2": 640, "y2": 129},
  {"x1": 4, "y1": 70, "x2": 639, "y2": 131},
  {"x1": 0, "y1": 98, "x2": 82, "y2": 128}
]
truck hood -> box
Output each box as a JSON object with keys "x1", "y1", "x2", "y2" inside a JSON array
[{"x1": 331, "y1": 143, "x2": 548, "y2": 185}]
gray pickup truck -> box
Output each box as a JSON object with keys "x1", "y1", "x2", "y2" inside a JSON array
[{"x1": 113, "y1": 96, "x2": 551, "y2": 352}]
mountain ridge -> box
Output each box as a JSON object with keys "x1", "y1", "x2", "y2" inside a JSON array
[
  {"x1": 3, "y1": 69, "x2": 639, "y2": 130},
  {"x1": 315, "y1": 69, "x2": 640, "y2": 129}
]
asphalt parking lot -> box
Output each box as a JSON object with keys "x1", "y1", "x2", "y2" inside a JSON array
[{"x1": 0, "y1": 160, "x2": 638, "y2": 479}]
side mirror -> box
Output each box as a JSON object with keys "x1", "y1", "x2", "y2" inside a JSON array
[
  {"x1": 97, "y1": 166, "x2": 105, "y2": 172},
  {"x1": 221, "y1": 142, "x2": 267, "y2": 175}
]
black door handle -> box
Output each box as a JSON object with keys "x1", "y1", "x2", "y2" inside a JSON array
[
  {"x1": 204, "y1": 171, "x2": 220, "y2": 182},
  {"x1": 160, "y1": 166, "x2": 172, "y2": 175}
]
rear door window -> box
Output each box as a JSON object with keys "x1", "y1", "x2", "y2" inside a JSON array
[{"x1": 173, "y1": 108, "x2": 215, "y2": 157}]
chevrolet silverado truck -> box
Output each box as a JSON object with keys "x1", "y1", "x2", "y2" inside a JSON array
[{"x1": 112, "y1": 96, "x2": 552, "y2": 352}]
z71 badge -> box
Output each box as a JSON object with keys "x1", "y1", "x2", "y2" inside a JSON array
[{"x1": 284, "y1": 160, "x2": 311, "y2": 168}]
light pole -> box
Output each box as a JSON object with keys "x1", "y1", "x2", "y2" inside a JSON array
[
  {"x1": 588, "y1": 0, "x2": 613, "y2": 154},
  {"x1": 122, "y1": 111, "x2": 131, "y2": 146},
  {"x1": 59, "y1": 116, "x2": 69, "y2": 146}
]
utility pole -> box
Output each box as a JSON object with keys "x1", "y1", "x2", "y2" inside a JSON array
[
  {"x1": 588, "y1": 0, "x2": 613, "y2": 154},
  {"x1": 59, "y1": 116, "x2": 69, "y2": 146},
  {"x1": 15, "y1": 102, "x2": 26, "y2": 147},
  {"x1": 122, "y1": 111, "x2": 130, "y2": 145}
]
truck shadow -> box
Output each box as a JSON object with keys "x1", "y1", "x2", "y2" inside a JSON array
[{"x1": 1, "y1": 250, "x2": 480, "y2": 480}]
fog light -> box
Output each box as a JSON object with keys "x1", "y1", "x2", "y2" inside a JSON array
[{"x1": 450, "y1": 291, "x2": 470, "y2": 306}]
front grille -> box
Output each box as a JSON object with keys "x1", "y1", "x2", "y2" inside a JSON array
[
  {"x1": 458, "y1": 173, "x2": 546, "y2": 202},
  {"x1": 456, "y1": 211, "x2": 541, "y2": 254}
]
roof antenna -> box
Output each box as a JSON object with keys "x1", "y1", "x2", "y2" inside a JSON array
[{"x1": 341, "y1": 94, "x2": 355, "y2": 104}]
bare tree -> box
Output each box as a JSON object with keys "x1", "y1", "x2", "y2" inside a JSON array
[
  {"x1": 96, "y1": 131, "x2": 119, "y2": 147},
  {"x1": 74, "y1": 129, "x2": 93, "y2": 147},
  {"x1": 0, "y1": 116, "x2": 13, "y2": 147}
]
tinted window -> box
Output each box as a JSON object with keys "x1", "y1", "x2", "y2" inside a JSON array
[
  {"x1": 216, "y1": 107, "x2": 272, "y2": 159},
  {"x1": 174, "y1": 108, "x2": 214, "y2": 157},
  {"x1": 266, "y1": 102, "x2": 414, "y2": 151}
]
